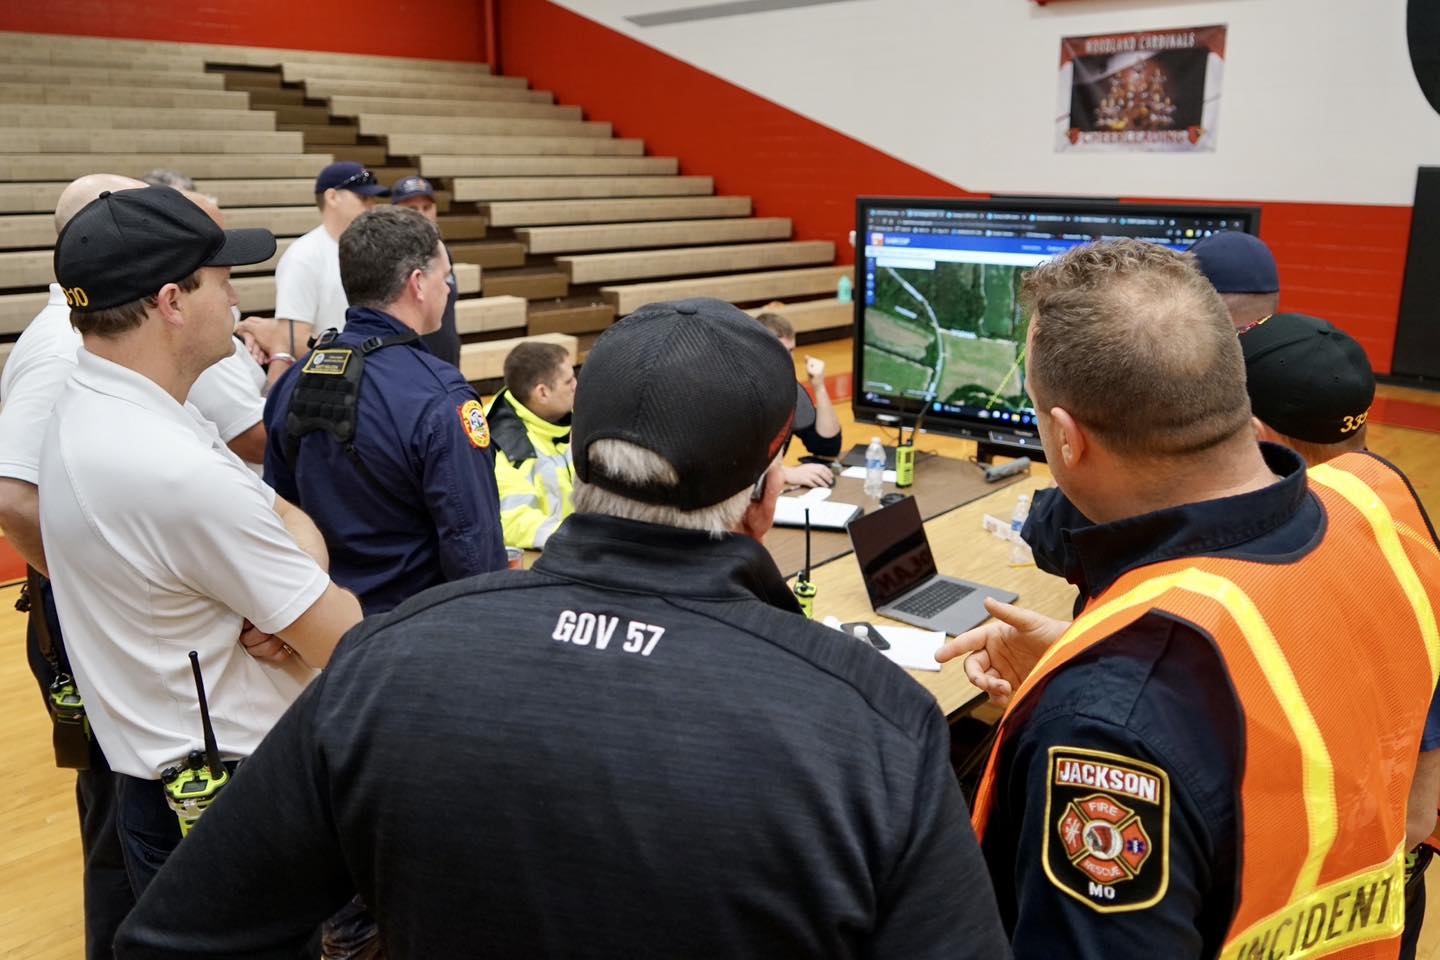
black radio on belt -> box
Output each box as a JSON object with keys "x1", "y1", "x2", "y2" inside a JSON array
[
  {"x1": 48, "y1": 673, "x2": 92, "y2": 769},
  {"x1": 19, "y1": 575, "x2": 92, "y2": 769}
]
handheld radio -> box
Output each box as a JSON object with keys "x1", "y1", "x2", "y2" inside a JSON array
[
  {"x1": 793, "y1": 508, "x2": 817, "y2": 618},
  {"x1": 161, "y1": 651, "x2": 229, "y2": 837},
  {"x1": 895, "y1": 397, "x2": 932, "y2": 489}
]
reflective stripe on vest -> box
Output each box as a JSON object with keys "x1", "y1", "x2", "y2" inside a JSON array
[{"x1": 972, "y1": 453, "x2": 1440, "y2": 960}]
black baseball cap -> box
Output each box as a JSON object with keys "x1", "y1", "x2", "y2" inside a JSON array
[
  {"x1": 54, "y1": 186, "x2": 276, "y2": 312},
  {"x1": 390, "y1": 176, "x2": 436, "y2": 204},
  {"x1": 1241, "y1": 313, "x2": 1375, "y2": 444},
  {"x1": 1188, "y1": 230, "x2": 1279, "y2": 294},
  {"x1": 314, "y1": 161, "x2": 389, "y2": 197},
  {"x1": 572, "y1": 298, "x2": 797, "y2": 511}
]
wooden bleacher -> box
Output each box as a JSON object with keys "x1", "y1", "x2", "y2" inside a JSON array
[
  {"x1": 454, "y1": 177, "x2": 714, "y2": 202},
  {"x1": 328, "y1": 96, "x2": 581, "y2": 120},
  {"x1": 0, "y1": 29, "x2": 852, "y2": 382},
  {"x1": 422, "y1": 156, "x2": 679, "y2": 177}
]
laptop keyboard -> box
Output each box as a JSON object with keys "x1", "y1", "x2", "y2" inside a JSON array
[{"x1": 892, "y1": 580, "x2": 975, "y2": 619}]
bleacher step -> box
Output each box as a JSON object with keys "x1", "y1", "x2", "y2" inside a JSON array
[
  {"x1": 516, "y1": 217, "x2": 791, "y2": 254},
  {"x1": 454, "y1": 176, "x2": 712, "y2": 203},
  {"x1": 559, "y1": 241, "x2": 835, "y2": 285},
  {"x1": 601, "y1": 266, "x2": 854, "y2": 316}
]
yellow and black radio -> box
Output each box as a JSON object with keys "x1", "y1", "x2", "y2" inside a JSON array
[{"x1": 161, "y1": 651, "x2": 230, "y2": 837}]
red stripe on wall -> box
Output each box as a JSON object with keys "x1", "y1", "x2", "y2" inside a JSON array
[
  {"x1": 1257, "y1": 203, "x2": 1412, "y2": 375},
  {"x1": 0, "y1": 1, "x2": 487, "y2": 62},
  {"x1": 500, "y1": 1, "x2": 1414, "y2": 375}
]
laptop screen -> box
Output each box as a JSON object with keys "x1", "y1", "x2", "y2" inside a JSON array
[{"x1": 847, "y1": 496, "x2": 939, "y2": 609}]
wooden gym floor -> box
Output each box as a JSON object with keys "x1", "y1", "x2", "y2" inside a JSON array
[{"x1": 1, "y1": 338, "x2": 1439, "y2": 957}]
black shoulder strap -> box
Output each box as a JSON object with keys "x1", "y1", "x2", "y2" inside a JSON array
[{"x1": 360, "y1": 330, "x2": 419, "y2": 355}]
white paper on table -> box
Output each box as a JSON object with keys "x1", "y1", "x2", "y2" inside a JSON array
[
  {"x1": 796, "y1": 486, "x2": 832, "y2": 502},
  {"x1": 871, "y1": 625, "x2": 946, "y2": 672},
  {"x1": 820, "y1": 618, "x2": 945, "y2": 672},
  {"x1": 839, "y1": 466, "x2": 898, "y2": 483}
]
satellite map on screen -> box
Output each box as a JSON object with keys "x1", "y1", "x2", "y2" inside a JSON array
[{"x1": 862, "y1": 261, "x2": 1032, "y2": 415}]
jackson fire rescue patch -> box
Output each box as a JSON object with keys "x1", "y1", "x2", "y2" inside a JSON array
[
  {"x1": 1045, "y1": 746, "x2": 1170, "y2": 913},
  {"x1": 459, "y1": 399, "x2": 490, "y2": 449}
]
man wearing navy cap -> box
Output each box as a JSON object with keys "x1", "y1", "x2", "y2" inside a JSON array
[
  {"x1": 391, "y1": 175, "x2": 460, "y2": 366},
  {"x1": 1187, "y1": 230, "x2": 1281, "y2": 330},
  {"x1": 264, "y1": 162, "x2": 389, "y2": 382},
  {"x1": 37, "y1": 186, "x2": 362, "y2": 898}
]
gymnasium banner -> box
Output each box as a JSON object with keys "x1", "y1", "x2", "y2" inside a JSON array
[{"x1": 1056, "y1": 24, "x2": 1227, "y2": 153}]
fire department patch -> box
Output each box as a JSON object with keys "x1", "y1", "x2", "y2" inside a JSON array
[
  {"x1": 1044, "y1": 746, "x2": 1169, "y2": 913},
  {"x1": 459, "y1": 399, "x2": 490, "y2": 449}
]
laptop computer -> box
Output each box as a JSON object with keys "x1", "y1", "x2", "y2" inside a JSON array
[{"x1": 847, "y1": 496, "x2": 1018, "y2": 634}]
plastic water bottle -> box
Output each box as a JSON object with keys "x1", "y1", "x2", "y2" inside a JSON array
[
  {"x1": 1010, "y1": 493, "x2": 1032, "y2": 565},
  {"x1": 837, "y1": 273, "x2": 854, "y2": 304},
  {"x1": 864, "y1": 436, "x2": 886, "y2": 498}
]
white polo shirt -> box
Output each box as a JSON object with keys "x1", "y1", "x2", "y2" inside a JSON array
[
  {"x1": 0, "y1": 284, "x2": 266, "y2": 479},
  {"x1": 38, "y1": 348, "x2": 331, "y2": 779},
  {"x1": 187, "y1": 339, "x2": 266, "y2": 471},
  {"x1": 274, "y1": 224, "x2": 348, "y2": 333}
]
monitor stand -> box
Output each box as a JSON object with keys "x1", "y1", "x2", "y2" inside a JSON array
[{"x1": 975, "y1": 437, "x2": 1047, "y2": 464}]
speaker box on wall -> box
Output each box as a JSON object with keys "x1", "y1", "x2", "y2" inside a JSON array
[{"x1": 1394, "y1": 167, "x2": 1440, "y2": 383}]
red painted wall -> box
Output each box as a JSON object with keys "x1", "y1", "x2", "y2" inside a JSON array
[
  {"x1": 497, "y1": 1, "x2": 1410, "y2": 374},
  {"x1": 0, "y1": 0, "x2": 487, "y2": 62}
]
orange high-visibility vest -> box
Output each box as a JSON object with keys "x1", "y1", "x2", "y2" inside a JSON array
[{"x1": 974, "y1": 453, "x2": 1440, "y2": 960}]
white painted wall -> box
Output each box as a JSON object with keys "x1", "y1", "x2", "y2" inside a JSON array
[{"x1": 555, "y1": 0, "x2": 1440, "y2": 206}]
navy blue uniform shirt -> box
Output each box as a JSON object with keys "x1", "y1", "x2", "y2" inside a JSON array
[{"x1": 264, "y1": 306, "x2": 506, "y2": 614}]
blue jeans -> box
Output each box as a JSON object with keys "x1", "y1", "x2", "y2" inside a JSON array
[{"x1": 114, "y1": 770, "x2": 329, "y2": 958}]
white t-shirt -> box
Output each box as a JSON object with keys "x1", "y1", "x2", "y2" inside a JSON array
[
  {"x1": 0, "y1": 284, "x2": 266, "y2": 481},
  {"x1": 187, "y1": 340, "x2": 266, "y2": 470},
  {"x1": 0, "y1": 285, "x2": 80, "y2": 484},
  {"x1": 273, "y1": 224, "x2": 348, "y2": 334},
  {"x1": 39, "y1": 348, "x2": 331, "y2": 779}
]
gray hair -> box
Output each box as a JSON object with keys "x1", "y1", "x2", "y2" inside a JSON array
[
  {"x1": 338, "y1": 206, "x2": 442, "y2": 310},
  {"x1": 141, "y1": 169, "x2": 197, "y2": 190},
  {"x1": 573, "y1": 439, "x2": 765, "y2": 538}
]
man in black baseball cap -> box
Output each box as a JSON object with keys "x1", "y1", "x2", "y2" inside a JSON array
[
  {"x1": 40, "y1": 185, "x2": 364, "y2": 908},
  {"x1": 1240, "y1": 312, "x2": 1375, "y2": 463},
  {"x1": 1187, "y1": 230, "x2": 1281, "y2": 330},
  {"x1": 115, "y1": 297, "x2": 1009, "y2": 958},
  {"x1": 55, "y1": 184, "x2": 274, "y2": 353},
  {"x1": 390, "y1": 175, "x2": 460, "y2": 365},
  {"x1": 570, "y1": 297, "x2": 797, "y2": 513}
]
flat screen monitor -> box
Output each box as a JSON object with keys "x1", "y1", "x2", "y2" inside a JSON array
[{"x1": 852, "y1": 196, "x2": 1262, "y2": 459}]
